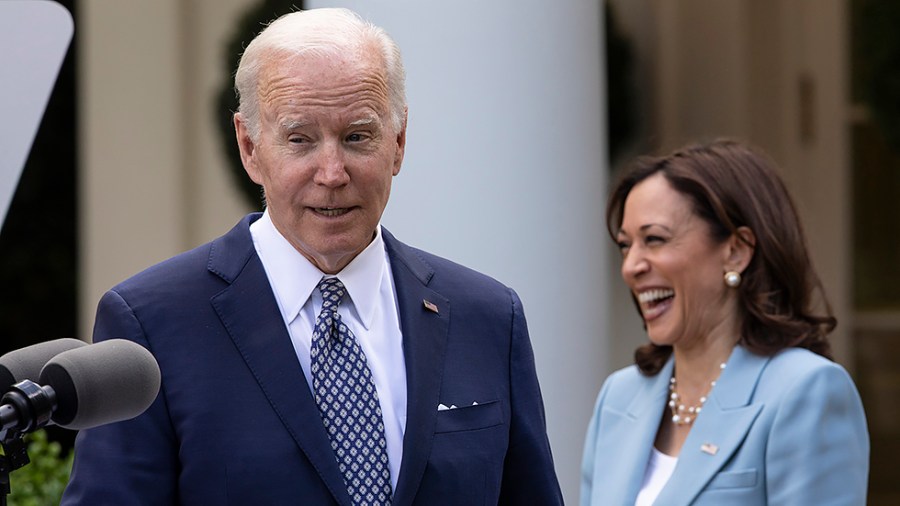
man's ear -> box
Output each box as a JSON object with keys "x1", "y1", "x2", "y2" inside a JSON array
[
  {"x1": 724, "y1": 226, "x2": 756, "y2": 274},
  {"x1": 234, "y1": 113, "x2": 262, "y2": 184},
  {"x1": 392, "y1": 108, "x2": 408, "y2": 176}
]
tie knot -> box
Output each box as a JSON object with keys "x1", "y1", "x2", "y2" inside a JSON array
[{"x1": 317, "y1": 277, "x2": 346, "y2": 313}]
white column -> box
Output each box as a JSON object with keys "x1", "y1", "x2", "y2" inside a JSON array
[{"x1": 311, "y1": 2, "x2": 609, "y2": 501}]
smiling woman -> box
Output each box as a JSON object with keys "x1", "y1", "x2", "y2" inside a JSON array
[
  {"x1": 581, "y1": 139, "x2": 869, "y2": 506},
  {"x1": 614, "y1": 171, "x2": 749, "y2": 356},
  {"x1": 607, "y1": 140, "x2": 833, "y2": 375}
]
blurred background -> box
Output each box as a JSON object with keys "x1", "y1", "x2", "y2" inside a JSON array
[{"x1": 3, "y1": 0, "x2": 898, "y2": 503}]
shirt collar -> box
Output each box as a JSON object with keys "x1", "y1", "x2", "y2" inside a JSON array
[
  {"x1": 335, "y1": 226, "x2": 387, "y2": 331},
  {"x1": 250, "y1": 210, "x2": 386, "y2": 330}
]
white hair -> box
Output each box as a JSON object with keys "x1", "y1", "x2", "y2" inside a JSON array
[{"x1": 234, "y1": 8, "x2": 407, "y2": 142}]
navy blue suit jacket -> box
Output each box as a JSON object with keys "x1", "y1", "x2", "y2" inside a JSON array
[{"x1": 62, "y1": 214, "x2": 562, "y2": 505}]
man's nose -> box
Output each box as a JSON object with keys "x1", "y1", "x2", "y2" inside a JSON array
[{"x1": 313, "y1": 142, "x2": 350, "y2": 187}]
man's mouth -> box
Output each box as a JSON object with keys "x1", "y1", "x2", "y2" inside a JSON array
[{"x1": 313, "y1": 207, "x2": 351, "y2": 217}]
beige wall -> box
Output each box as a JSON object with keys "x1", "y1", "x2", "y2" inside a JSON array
[
  {"x1": 610, "y1": 0, "x2": 853, "y2": 366},
  {"x1": 78, "y1": 0, "x2": 251, "y2": 340}
]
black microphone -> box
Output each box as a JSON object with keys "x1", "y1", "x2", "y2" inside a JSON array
[
  {"x1": 0, "y1": 339, "x2": 161, "y2": 435},
  {"x1": 41, "y1": 339, "x2": 161, "y2": 430},
  {"x1": 0, "y1": 338, "x2": 87, "y2": 391}
]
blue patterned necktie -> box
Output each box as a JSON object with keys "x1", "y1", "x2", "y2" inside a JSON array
[{"x1": 310, "y1": 277, "x2": 392, "y2": 505}]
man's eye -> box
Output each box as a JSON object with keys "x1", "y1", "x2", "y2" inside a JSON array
[
  {"x1": 288, "y1": 136, "x2": 307, "y2": 144},
  {"x1": 346, "y1": 133, "x2": 367, "y2": 142}
]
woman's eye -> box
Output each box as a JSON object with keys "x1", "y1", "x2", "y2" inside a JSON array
[
  {"x1": 617, "y1": 241, "x2": 630, "y2": 254},
  {"x1": 645, "y1": 235, "x2": 665, "y2": 244}
]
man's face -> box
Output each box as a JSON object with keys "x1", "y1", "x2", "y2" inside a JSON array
[{"x1": 235, "y1": 47, "x2": 406, "y2": 274}]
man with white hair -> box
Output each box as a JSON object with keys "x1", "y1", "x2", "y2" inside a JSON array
[{"x1": 62, "y1": 8, "x2": 562, "y2": 505}]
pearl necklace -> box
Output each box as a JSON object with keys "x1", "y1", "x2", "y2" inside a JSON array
[{"x1": 668, "y1": 362, "x2": 726, "y2": 426}]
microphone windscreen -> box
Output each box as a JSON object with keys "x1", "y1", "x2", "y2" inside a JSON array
[
  {"x1": 39, "y1": 339, "x2": 161, "y2": 430},
  {"x1": 0, "y1": 338, "x2": 87, "y2": 391}
]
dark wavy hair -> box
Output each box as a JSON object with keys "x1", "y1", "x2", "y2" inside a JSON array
[{"x1": 606, "y1": 139, "x2": 835, "y2": 376}]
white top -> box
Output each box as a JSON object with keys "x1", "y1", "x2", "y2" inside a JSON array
[
  {"x1": 250, "y1": 210, "x2": 407, "y2": 491},
  {"x1": 634, "y1": 447, "x2": 678, "y2": 506}
]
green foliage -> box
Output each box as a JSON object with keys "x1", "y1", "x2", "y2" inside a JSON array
[
  {"x1": 216, "y1": 0, "x2": 302, "y2": 210},
  {"x1": 0, "y1": 431, "x2": 74, "y2": 506},
  {"x1": 855, "y1": 0, "x2": 900, "y2": 154}
]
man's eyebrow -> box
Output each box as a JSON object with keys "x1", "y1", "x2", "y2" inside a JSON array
[
  {"x1": 349, "y1": 117, "x2": 377, "y2": 127},
  {"x1": 280, "y1": 119, "x2": 311, "y2": 131},
  {"x1": 279, "y1": 117, "x2": 379, "y2": 130}
]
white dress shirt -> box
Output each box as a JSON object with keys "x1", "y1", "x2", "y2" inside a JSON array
[
  {"x1": 635, "y1": 447, "x2": 677, "y2": 506},
  {"x1": 250, "y1": 210, "x2": 407, "y2": 491}
]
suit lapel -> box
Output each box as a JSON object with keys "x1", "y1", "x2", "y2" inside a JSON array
[
  {"x1": 597, "y1": 360, "x2": 673, "y2": 504},
  {"x1": 381, "y1": 229, "x2": 450, "y2": 506},
  {"x1": 655, "y1": 346, "x2": 768, "y2": 506},
  {"x1": 207, "y1": 215, "x2": 351, "y2": 506}
]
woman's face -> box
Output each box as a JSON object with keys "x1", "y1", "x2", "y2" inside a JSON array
[{"x1": 616, "y1": 173, "x2": 736, "y2": 350}]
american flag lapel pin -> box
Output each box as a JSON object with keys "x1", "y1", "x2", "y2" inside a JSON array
[
  {"x1": 423, "y1": 299, "x2": 439, "y2": 314},
  {"x1": 700, "y1": 443, "x2": 719, "y2": 456}
]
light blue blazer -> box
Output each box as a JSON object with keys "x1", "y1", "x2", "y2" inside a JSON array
[{"x1": 581, "y1": 345, "x2": 869, "y2": 505}]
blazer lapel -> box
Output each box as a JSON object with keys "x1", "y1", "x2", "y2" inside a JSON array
[
  {"x1": 597, "y1": 360, "x2": 673, "y2": 505},
  {"x1": 381, "y1": 229, "x2": 450, "y2": 506},
  {"x1": 208, "y1": 215, "x2": 351, "y2": 506},
  {"x1": 655, "y1": 346, "x2": 768, "y2": 506}
]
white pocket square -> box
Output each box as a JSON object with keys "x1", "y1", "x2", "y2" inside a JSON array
[{"x1": 437, "y1": 401, "x2": 479, "y2": 411}]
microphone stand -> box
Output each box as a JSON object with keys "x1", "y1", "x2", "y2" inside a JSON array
[
  {"x1": 0, "y1": 430, "x2": 31, "y2": 506},
  {"x1": 0, "y1": 380, "x2": 54, "y2": 506}
]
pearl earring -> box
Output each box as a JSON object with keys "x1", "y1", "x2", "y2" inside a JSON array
[{"x1": 724, "y1": 271, "x2": 741, "y2": 288}]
